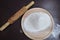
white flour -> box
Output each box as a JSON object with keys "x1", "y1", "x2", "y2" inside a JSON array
[{"x1": 23, "y1": 12, "x2": 51, "y2": 32}]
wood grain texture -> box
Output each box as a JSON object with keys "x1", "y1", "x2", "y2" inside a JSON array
[{"x1": 0, "y1": 1, "x2": 34, "y2": 31}]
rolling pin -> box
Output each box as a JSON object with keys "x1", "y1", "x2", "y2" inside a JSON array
[{"x1": 0, "y1": 1, "x2": 34, "y2": 31}]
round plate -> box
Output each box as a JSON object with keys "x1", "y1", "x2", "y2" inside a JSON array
[{"x1": 21, "y1": 8, "x2": 54, "y2": 40}]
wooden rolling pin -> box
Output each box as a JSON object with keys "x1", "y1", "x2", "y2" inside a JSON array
[{"x1": 0, "y1": 1, "x2": 34, "y2": 31}]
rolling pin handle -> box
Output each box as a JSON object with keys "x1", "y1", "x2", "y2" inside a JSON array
[{"x1": 0, "y1": 22, "x2": 10, "y2": 31}]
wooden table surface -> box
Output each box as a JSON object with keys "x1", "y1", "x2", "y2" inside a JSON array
[{"x1": 0, "y1": 0, "x2": 60, "y2": 40}]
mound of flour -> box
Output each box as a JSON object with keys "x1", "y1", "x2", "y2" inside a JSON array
[{"x1": 23, "y1": 12, "x2": 51, "y2": 32}]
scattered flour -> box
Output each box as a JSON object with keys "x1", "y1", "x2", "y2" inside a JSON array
[{"x1": 23, "y1": 12, "x2": 51, "y2": 32}]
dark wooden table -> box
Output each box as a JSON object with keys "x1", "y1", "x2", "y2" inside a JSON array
[{"x1": 0, "y1": 0, "x2": 60, "y2": 40}]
